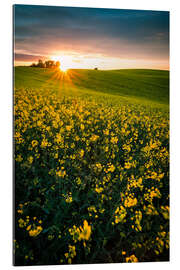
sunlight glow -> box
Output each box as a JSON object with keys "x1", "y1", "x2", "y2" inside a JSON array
[
  {"x1": 51, "y1": 55, "x2": 70, "y2": 72},
  {"x1": 48, "y1": 52, "x2": 169, "y2": 71},
  {"x1": 60, "y1": 65, "x2": 68, "y2": 72}
]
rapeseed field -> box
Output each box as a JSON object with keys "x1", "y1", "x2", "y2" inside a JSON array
[{"x1": 14, "y1": 67, "x2": 169, "y2": 265}]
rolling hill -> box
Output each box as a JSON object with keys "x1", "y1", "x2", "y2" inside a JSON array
[{"x1": 14, "y1": 67, "x2": 169, "y2": 106}]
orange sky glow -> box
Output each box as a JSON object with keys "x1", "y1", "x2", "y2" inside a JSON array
[
  {"x1": 15, "y1": 52, "x2": 169, "y2": 70},
  {"x1": 14, "y1": 6, "x2": 169, "y2": 70}
]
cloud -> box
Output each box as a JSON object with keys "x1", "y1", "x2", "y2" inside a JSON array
[
  {"x1": 14, "y1": 5, "x2": 169, "y2": 64},
  {"x1": 14, "y1": 53, "x2": 46, "y2": 62}
]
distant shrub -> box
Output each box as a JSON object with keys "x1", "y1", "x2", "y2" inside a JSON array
[{"x1": 30, "y1": 59, "x2": 60, "y2": 69}]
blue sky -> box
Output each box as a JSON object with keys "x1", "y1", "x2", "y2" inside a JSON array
[{"x1": 14, "y1": 5, "x2": 169, "y2": 69}]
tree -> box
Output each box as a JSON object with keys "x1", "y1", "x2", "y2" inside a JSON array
[
  {"x1": 45, "y1": 60, "x2": 55, "y2": 68},
  {"x1": 37, "y1": 59, "x2": 44, "y2": 68},
  {"x1": 56, "y1": 61, "x2": 60, "y2": 69},
  {"x1": 30, "y1": 59, "x2": 58, "y2": 68},
  {"x1": 45, "y1": 61, "x2": 50, "y2": 68},
  {"x1": 31, "y1": 63, "x2": 36, "y2": 67},
  {"x1": 50, "y1": 60, "x2": 55, "y2": 68}
]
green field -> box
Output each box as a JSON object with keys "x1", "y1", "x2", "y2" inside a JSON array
[
  {"x1": 14, "y1": 67, "x2": 169, "y2": 265},
  {"x1": 14, "y1": 67, "x2": 169, "y2": 105}
]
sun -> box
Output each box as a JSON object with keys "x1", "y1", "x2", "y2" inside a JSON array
[
  {"x1": 51, "y1": 55, "x2": 69, "y2": 72},
  {"x1": 60, "y1": 65, "x2": 68, "y2": 72}
]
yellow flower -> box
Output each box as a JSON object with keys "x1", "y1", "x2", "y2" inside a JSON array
[
  {"x1": 111, "y1": 136, "x2": 118, "y2": 144},
  {"x1": 29, "y1": 226, "x2": 43, "y2": 237},
  {"x1": 66, "y1": 125, "x2": 72, "y2": 131},
  {"x1": 26, "y1": 225, "x2": 31, "y2": 231},
  {"x1": 95, "y1": 187, "x2": 103, "y2": 193},
  {"x1": 80, "y1": 124, "x2": 85, "y2": 130},
  {"x1": 88, "y1": 205, "x2": 97, "y2": 213},
  {"x1": 31, "y1": 140, "x2": 38, "y2": 147},
  {"x1": 76, "y1": 177, "x2": 81, "y2": 185},
  {"x1": 41, "y1": 138, "x2": 48, "y2": 148},
  {"x1": 37, "y1": 120, "x2": 42, "y2": 126},
  {"x1": 122, "y1": 144, "x2": 131, "y2": 152},
  {"x1": 132, "y1": 210, "x2": 142, "y2": 232},
  {"x1": 27, "y1": 156, "x2": 33, "y2": 164},
  {"x1": 79, "y1": 220, "x2": 91, "y2": 241},
  {"x1": 55, "y1": 134, "x2": 63, "y2": 144},
  {"x1": 65, "y1": 196, "x2": 73, "y2": 203},
  {"x1": 126, "y1": 254, "x2": 138, "y2": 263},
  {"x1": 79, "y1": 149, "x2": 84, "y2": 158},
  {"x1": 160, "y1": 206, "x2": 169, "y2": 220},
  {"x1": 95, "y1": 162, "x2": 102, "y2": 171},
  {"x1": 105, "y1": 163, "x2": 115, "y2": 173},
  {"x1": 143, "y1": 204, "x2": 158, "y2": 215},
  {"x1": 124, "y1": 162, "x2": 131, "y2": 169},
  {"x1": 114, "y1": 205, "x2": 127, "y2": 224},
  {"x1": 56, "y1": 169, "x2": 66, "y2": 178},
  {"x1": 18, "y1": 218, "x2": 26, "y2": 228},
  {"x1": 108, "y1": 164, "x2": 115, "y2": 172},
  {"x1": 90, "y1": 134, "x2": 99, "y2": 142},
  {"x1": 124, "y1": 195, "x2": 137, "y2": 208},
  {"x1": 16, "y1": 155, "x2": 23, "y2": 162},
  {"x1": 64, "y1": 245, "x2": 76, "y2": 264},
  {"x1": 69, "y1": 245, "x2": 76, "y2": 257}
]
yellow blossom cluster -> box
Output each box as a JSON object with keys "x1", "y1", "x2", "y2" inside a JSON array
[
  {"x1": 14, "y1": 76, "x2": 169, "y2": 264},
  {"x1": 114, "y1": 205, "x2": 127, "y2": 224},
  {"x1": 28, "y1": 225, "x2": 43, "y2": 237},
  {"x1": 63, "y1": 192, "x2": 73, "y2": 203},
  {"x1": 124, "y1": 194, "x2": 138, "y2": 208},
  {"x1": 17, "y1": 212, "x2": 43, "y2": 237},
  {"x1": 125, "y1": 254, "x2": 138, "y2": 263},
  {"x1": 69, "y1": 220, "x2": 91, "y2": 243},
  {"x1": 131, "y1": 210, "x2": 142, "y2": 232},
  {"x1": 64, "y1": 245, "x2": 76, "y2": 264}
]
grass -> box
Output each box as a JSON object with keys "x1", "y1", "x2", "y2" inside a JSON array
[
  {"x1": 14, "y1": 67, "x2": 169, "y2": 105},
  {"x1": 14, "y1": 67, "x2": 169, "y2": 265}
]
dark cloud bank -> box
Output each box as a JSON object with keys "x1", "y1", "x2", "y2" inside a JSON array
[{"x1": 14, "y1": 5, "x2": 169, "y2": 63}]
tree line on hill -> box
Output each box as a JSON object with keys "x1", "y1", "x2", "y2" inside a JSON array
[{"x1": 30, "y1": 59, "x2": 60, "y2": 68}]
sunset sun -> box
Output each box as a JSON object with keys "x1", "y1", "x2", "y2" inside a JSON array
[
  {"x1": 51, "y1": 55, "x2": 69, "y2": 72},
  {"x1": 60, "y1": 65, "x2": 68, "y2": 72}
]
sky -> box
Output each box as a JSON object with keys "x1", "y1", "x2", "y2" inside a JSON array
[{"x1": 14, "y1": 5, "x2": 169, "y2": 70}]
